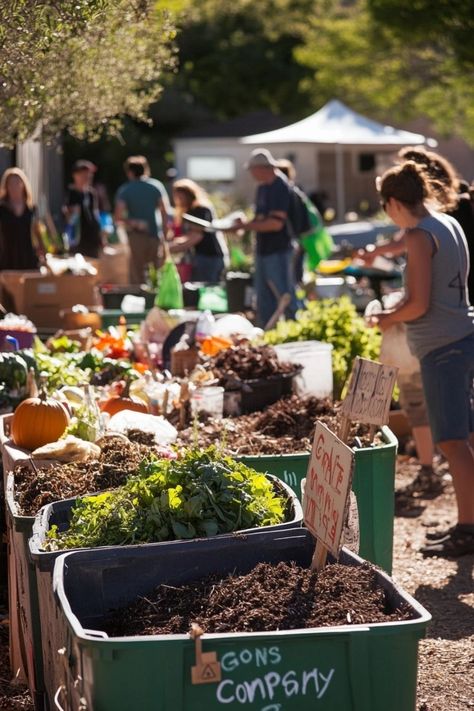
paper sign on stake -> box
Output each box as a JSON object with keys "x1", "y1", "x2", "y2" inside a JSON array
[
  {"x1": 341, "y1": 357, "x2": 398, "y2": 427},
  {"x1": 304, "y1": 422, "x2": 354, "y2": 567}
]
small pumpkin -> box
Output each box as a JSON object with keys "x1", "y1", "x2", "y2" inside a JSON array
[
  {"x1": 11, "y1": 388, "x2": 70, "y2": 452},
  {"x1": 100, "y1": 379, "x2": 148, "y2": 417}
]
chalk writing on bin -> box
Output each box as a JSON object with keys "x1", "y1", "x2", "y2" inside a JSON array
[{"x1": 214, "y1": 645, "x2": 335, "y2": 707}]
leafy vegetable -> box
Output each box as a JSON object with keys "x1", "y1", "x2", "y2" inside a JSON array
[
  {"x1": 0, "y1": 353, "x2": 30, "y2": 409},
  {"x1": 264, "y1": 297, "x2": 381, "y2": 398},
  {"x1": 35, "y1": 352, "x2": 89, "y2": 392},
  {"x1": 47, "y1": 335, "x2": 81, "y2": 353},
  {"x1": 45, "y1": 447, "x2": 287, "y2": 550}
]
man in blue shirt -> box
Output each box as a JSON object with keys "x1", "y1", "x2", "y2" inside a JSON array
[
  {"x1": 233, "y1": 148, "x2": 297, "y2": 327},
  {"x1": 114, "y1": 156, "x2": 170, "y2": 283}
]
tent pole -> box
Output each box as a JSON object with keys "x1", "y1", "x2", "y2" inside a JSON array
[{"x1": 335, "y1": 144, "x2": 345, "y2": 221}]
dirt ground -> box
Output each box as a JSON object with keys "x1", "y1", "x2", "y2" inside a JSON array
[
  {"x1": 0, "y1": 453, "x2": 472, "y2": 710},
  {"x1": 393, "y1": 456, "x2": 474, "y2": 711}
]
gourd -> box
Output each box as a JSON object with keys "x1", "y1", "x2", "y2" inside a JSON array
[
  {"x1": 11, "y1": 388, "x2": 70, "y2": 451},
  {"x1": 100, "y1": 379, "x2": 148, "y2": 417}
]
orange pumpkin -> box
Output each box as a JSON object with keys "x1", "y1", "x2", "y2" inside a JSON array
[
  {"x1": 100, "y1": 379, "x2": 148, "y2": 417},
  {"x1": 12, "y1": 389, "x2": 70, "y2": 452}
]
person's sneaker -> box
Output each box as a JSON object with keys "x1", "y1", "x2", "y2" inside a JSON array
[
  {"x1": 425, "y1": 525, "x2": 456, "y2": 541},
  {"x1": 421, "y1": 526, "x2": 474, "y2": 557}
]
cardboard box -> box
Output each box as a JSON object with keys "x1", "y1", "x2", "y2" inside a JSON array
[{"x1": 0, "y1": 271, "x2": 100, "y2": 329}]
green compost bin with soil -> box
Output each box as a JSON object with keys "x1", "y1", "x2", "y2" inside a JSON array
[
  {"x1": 238, "y1": 426, "x2": 398, "y2": 574},
  {"x1": 28, "y1": 454, "x2": 303, "y2": 710},
  {"x1": 51, "y1": 528, "x2": 430, "y2": 711}
]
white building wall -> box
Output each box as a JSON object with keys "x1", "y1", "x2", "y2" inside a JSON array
[
  {"x1": 173, "y1": 137, "x2": 394, "y2": 216},
  {"x1": 173, "y1": 138, "x2": 321, "y2": 205}
]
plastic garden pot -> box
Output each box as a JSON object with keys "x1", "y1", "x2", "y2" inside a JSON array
[
  {"x1": 51, "y1": 528, "x2": 430, "y2": 711},
  {"x1": 224, "y1": 369, "x2": 302, "y2": 417}
]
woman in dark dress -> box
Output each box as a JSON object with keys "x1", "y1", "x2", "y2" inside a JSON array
[
  {"x1": 169, "y1": 179, "x2": 228, "y2": 282},
  {"x1": 0, "y1": 168, "x2": 41, "y2": 271}
]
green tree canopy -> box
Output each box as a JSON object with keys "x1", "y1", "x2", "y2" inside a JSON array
[
  {"x1": 369, "y1": 0, "x2": 474, "y2": 67},
  {"x1": 295, "y1": 0, "x2": 474, "y2": 144},
  {"x1": 162, "y1": 0, "x2": 316, "y2": 119},
  {"x1": 0, "y1": 0, "x2": 176, "y2": 146}
]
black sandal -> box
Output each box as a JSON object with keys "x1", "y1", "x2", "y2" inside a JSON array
[
  {"x1": 421, "y1": 526, "x2": 474, "y2": 557},
  {"x1": 425, "y1": 525, "x2": 456, "y2": 541}
]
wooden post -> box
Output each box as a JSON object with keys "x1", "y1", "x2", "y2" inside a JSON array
[{"x1": 311, "y1": 540, "x2": 328, "y2": 571}]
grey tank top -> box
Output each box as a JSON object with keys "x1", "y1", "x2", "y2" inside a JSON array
[{"x1": 405, "y1": 211, "x2": 474, "y2": 360}]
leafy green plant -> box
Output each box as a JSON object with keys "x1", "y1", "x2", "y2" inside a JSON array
[
  {"x1": 264, "y1": 297, "x2": 381, "y2": 398},
  {"x1": 45, "y1": 447, "x2": 287, "y2": 550},
  {"x1": 35, "y1": 352, "x2": 89, "y2": 392}
]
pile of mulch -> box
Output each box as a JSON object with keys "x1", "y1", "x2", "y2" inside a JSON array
[
  {"x1": 203, "y1": 344, "x2": 300, "y2": 388},
  {"x1": 0, "y1": 624, "x2": 33, "y2": 710},
  {"x1": 13, "y1": 436, "x2": 155, "y2": 516},
  {"x1": 177, "y1": 395, "x2": 377, "y2": 455},
  {"x1": 104, "y1": 561, "x2": 413, "y2": 637}
]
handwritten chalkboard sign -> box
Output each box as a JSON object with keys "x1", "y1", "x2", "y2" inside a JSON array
[
  {"x1": 341, "y1": 357, "x2": 397, "y2": 427},
  {"x1": 303, "y1": 422, "x2": 354, "y2": 559}
]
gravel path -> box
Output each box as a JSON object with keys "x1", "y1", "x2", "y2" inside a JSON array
[{"x1": 393, "y1": 456, "x2": 474, "y2": 711}]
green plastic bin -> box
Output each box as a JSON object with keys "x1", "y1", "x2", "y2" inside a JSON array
[
  {"x1": 5, "y1": 472, "x2": 45, "y2": 710},
  {"x1": 238, "y1": 426, "x2": 397, "y2": 573},
  {"x1": 29, "y1": 475, "x2": 302, "y2": 709},
  {"x1": 52, "y1": 529, "x2": 430, "y2": 711},
  {"x1": 99, "y1": 309, "x2": 149, "y2": 330}
]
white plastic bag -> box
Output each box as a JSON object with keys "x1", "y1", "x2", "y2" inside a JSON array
[{"x1": 107, "y1": 411, "x2": 178, "y2": 445}]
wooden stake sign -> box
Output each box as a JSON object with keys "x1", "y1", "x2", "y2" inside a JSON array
[
  {"x1": 303, "y1": 422, "x2": 354, "y2": 570},
  {"x1": 341, "y1": 357, "x2": 398, "y2": 427},
  {"x1": 190, "y1": 623, "x2": 222, "y2": 685}
]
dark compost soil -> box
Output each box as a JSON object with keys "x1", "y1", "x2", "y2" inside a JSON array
[
  {"x1": 176, "y1": 395, "x2": 378, "y2": 454},
  {"x1": 104, "y1": 561, "x2": 412, "y2": 637},
  {"x1": 202, "y1": 344, "x2": 300, "y2": 387},
  {"x1": 13, "y1": 436, "x2": 154, "y2": 516}
]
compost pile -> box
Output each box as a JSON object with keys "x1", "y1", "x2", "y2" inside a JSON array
[
  {"x1": 177, "y1": 395, "x2": 376, "y2": 454},
  {"x1": 45, "y1": 448, "x2": 289, "y2": 551},
  {"x1": 202, "y1": 344, "x2": 300, "y2": 388},
  {"x1": 13, "y1": 436, "x2": 155, "y2": 516},
  {"x1": 104, "y1": 561, "x2": 413, "y2": 637}
]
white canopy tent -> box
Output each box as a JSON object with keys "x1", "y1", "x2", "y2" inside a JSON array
[{"x1": 241, "y1": 100, "x2": 437, "y2": 219}]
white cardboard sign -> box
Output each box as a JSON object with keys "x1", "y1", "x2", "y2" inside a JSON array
[
  {"x1": 303, "y1": 421, "x2": 354, "y2": 558},
  {"x1": 341, "y1": 357, "x2": 398, "y2": 426}
]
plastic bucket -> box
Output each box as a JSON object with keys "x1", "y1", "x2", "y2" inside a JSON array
[
  {"x1": 191, "y1": 386, "x2": 225, "y2": 419},
  {"x1": 51, "y1": 529, "x2": 430, "y2": 711},
  {"x1": 237, "y1": 426, "x2": 397, "y2": 573},
  {"x1": 274, "y1": 341, "x2": 333, "y2": 398},
  {"x1": 29, "y1": 475, "x2": 302, "y2": 708},
  {"x1": 225, "y1": 272, "x2": 252, "y2": 312}
]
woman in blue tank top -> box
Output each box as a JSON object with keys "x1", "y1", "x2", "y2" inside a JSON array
[{"x1": 371, "y1": 161, "x2": 474, "y2": 557}]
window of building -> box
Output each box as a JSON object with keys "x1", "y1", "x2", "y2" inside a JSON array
[
  {"x1": 358, "y1": 153, "x2": 376, "y2": 172},
  {"x1": 187, "y1": 156, "x2": 236, "y2": 181}
]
